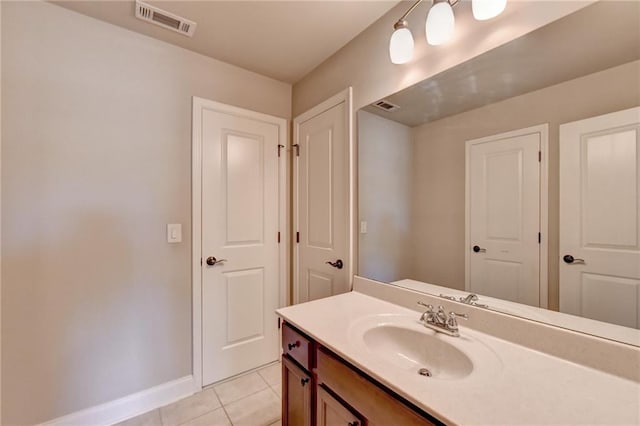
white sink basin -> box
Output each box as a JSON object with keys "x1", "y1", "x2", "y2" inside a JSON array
[
  {"x1": 363, "y1": 324, "x2": 473, "y2": 379},
  {"x1": 349, "y1": 313, "x2": 502, "y2": 382}
]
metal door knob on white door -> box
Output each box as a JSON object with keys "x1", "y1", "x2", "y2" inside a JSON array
[
  {"x1": 562, "y1": 255, "x2": 585, "y2": 265},
  {"x1": 325, "y1": 259, "x2": 344, "y2": 269},
  {"x1": 206, "y1": 256, "x2": 227, "y2": 266}
]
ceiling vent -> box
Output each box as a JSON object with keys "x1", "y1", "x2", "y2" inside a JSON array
[
  {"x1": 135, "y1": 0, "x2": 197, "y2": 37},
  {"x1": 373, "y1": 100, "x2": 400, "y2": 112}
]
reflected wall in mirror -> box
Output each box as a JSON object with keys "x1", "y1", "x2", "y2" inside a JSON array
[{"x1": 357, "y1": 1, "x2": 640, "y2": 346}]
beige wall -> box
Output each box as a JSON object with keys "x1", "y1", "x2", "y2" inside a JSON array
[
  {"x1": 0, "y1": 1, "x2": 3, "y2": 421},
  {"x1": 358, "y1": 111, "x2": 412, "y2": 283},
  {"x1": 410, "y1": 60, "x2": 640, "y2": 309},
  {"x1": 1, "y1": 2, "x2": 291, "y2": 424},
  {"x1": 292, "y1": 1, "x2": 593, "y2": 116}
]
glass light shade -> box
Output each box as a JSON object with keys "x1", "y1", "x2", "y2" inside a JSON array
[
  {"x1": 472, "y1": 0, "x2": 507, "y2": 20},
  {"x1": 426, "y1": 2, "x2": 455, "y2": 46},
  {"x1": 389, "y1": 27, "x2": 414, "y2": 64}
]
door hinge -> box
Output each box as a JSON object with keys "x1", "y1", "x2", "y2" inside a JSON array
[
  {"x1": 277, "y1": 231, "x2": 281, "y2": 243},
  {"x1": 200, "y1": 258, "x2": 202, "y2": 266},
  {"x1": 538, "y1": 232, "x2": 541, "y2": 244},
  {"x1": 292, "y1": 144, "x2": 300, "y2": 156},
  {"x1": 538, "y1": 151, "x2": 542, "y2": 162},
  {"x1": 296, "y1": 231, "x2": 300, "y2": 243},
  {"x1": 277, "y1": 144, "x2": 285, "y2": 157},
  {"x1": 278, "y1": 318, "x2": 281, "y2": 329}
]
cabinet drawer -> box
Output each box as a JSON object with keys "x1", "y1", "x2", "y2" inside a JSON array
[
  {"x1": 316, "y1": 347, "x2": 435, "y2": 426},
  {"x1": 282, "y1": 322, "x2": 313, "y2": 371}
]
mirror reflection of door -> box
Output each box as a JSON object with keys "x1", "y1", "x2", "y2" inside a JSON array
[
  {"x1": 466, "y1": 125, "x2": 547, "y2": 308},
  {"x1": 559, "y1": 107, "x2": 640, "y2": 328}
]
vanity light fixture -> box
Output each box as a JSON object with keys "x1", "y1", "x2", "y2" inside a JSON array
[
  {"x1": 389, "y1": 0, "x2": 507, "y2": 63},
  {"x1": 390, "y1": 20, "x2": 415, "y2": 64},
  {"x1": 426, "y1": 0, "x2": 456, "y2": 46},
  {"x1": 472, "y1": 0, "x2": 507, "y2": 20}
]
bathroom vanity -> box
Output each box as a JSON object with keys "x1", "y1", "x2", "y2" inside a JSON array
[
  {"x1": 277, "y1": 277, "x2": 640, "y2": 425},
  {"x1": 281, "y1": 320, "x2": 439, "y2": 426},
  {"x1": 282, "y1": 3, "x2": 640, "y2": 424}
]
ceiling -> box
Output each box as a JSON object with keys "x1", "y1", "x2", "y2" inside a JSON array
[
  {"x1": 363, "y1": 1, "x2": 640, "y2": 127},
  {"x1": 52, "y1": 0, "x2": 400, "y2": 84}
]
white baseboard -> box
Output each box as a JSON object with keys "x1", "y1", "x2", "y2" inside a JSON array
[{"x1": 39, "y1": 375, "x2": 196, "y2": 426}]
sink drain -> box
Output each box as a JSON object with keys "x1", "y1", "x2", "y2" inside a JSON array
[{"x1": 418, "y1": 368, "x2": 432, "y2": 377}]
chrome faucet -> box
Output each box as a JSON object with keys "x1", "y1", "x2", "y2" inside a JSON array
[
  {"x1": 417, "y1": 302, "x2": 468, "y2": 337},
  {"x1": 460, "y1": 293, "x2": 479, "y2": 304},
  {"x1": 453, "y1": 293, "x2": 489, "y2": 309}
]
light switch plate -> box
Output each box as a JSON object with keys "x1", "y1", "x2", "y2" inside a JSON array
[
  {"x1": 167, "y1": 224, "x2": 182, "y2": 243},
  {"x1": 360, "y1": 221, "x2": 368, "y2": 234}
]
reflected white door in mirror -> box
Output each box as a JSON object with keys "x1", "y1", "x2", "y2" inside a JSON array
[
  {"x1": 465, "y1": 125, "x2": 548, "y2": 309},
  {"x1": 560, "y1": 107, "x2": 640, "y2": 329}
]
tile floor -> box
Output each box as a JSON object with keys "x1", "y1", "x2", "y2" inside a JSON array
[{"x1": 116, "y1": 362, "x2": 282, "y2": 426}]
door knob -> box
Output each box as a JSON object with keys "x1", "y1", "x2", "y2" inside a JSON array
[
  {"x1": 472, "y1": 245, "x2": 486, "y2": 253},
  {"x1": 563, "y1": 254, "x2": 585, "y2": 264},
  {"x1": 325, "y1": 259, "x2": 344, "y2": 269},
  {"x1": 206, "y1": 256, "x2": 227, "y2": 266}
]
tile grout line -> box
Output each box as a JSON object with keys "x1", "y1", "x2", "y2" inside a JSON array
[
  {"x1": 215, "y1": 370, "x2": 273, "y2": 407},
  {"x1": 220, "y1": 385, "x2": 271, "y2": 409},
  {"x1": 219, "y1": 402, "x2": 233, "y2": 426},
  {"x1": 175, "y1": 406, "x2": 228, "y2": 426},
  {"x1": 211, "y1": 387, "x2": 233, "y2": 426},
  {"x1": 220, "y1": 385, "x2": 282, "y2": 426},
  {"x1": 267, "y1": 383, "x2": 281, "y2": 399},
  {"x1": 211, "y1": 380, "x2": 234, "y2": 425},
  {"x1": 172, "y1": 386, "x2": 225, "y2": 426},
  {"x1": 156, "y1": 365, "x2": 282, "y2": 426},
  {"x1": 122, "y1": 364, "x2": 282, "y2": 426},
  {"x1": 206, "y1": 361, "x2": 281, "y2": 390}
]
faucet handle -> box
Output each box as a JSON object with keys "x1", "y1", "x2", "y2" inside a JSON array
[
  {"x1": 439, "y1": 294, "x2": 457, "y2": 301},
  {"x1": 445, "y1": 312, "x2": 468, "y2": 336},
  {"x1": 417, "y1": 301, "x2": 434, "y2": 310}
]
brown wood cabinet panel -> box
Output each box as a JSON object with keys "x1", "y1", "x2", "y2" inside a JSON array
[
  {"x1": 316, "y1": 348, "x2": 435, "y2": 426},
  {"x1": 282, "y1": 354, "x2": 313, "y2": 426},
  {"x1": 283, "y1": 322, "x2": 313, "y2": 371},
  {"x1": 317, "y1": 386, "x2": 364, "y2": 426}
]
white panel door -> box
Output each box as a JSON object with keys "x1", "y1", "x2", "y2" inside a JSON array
[
  {"x1": 295, "y1": 100, "x2": 350, "y2": 303},
  {"x1": 560, "y1": 107, "x2": 640, "y2": 328},
  {"x1": 200, "y1": 107, "x2": 282, "y2": 386},
  {"x1": 467, "y1": 130, "x2": 541, "y2": 306}
]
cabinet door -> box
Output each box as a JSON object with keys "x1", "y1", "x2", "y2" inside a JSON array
[
  {"x1": 283, "y1": 355, "x2": 313, "y2": 426},
  {"x1": 317, "y1": 386, "x2": 363, "y2": 426}
]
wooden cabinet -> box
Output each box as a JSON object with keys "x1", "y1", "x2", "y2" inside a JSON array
[
  {"x1": 283, "y1": 321, "x2": 313, "y2": 370},
  {"x1": 281, "y1": 322, "x2": 441, "y2": 426},
  {"x1": 282, "y1": 355, "x2": 313, "y2": 426},
  {"x1": 316, "y1": 386, "x2": 363, "y2": 426}
]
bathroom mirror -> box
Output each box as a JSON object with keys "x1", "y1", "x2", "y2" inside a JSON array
[{"x1": 357, "y1": 1, "x2": 640, "y2": 346}]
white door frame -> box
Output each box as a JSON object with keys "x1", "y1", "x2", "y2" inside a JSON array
[
  {"x1": 464, "y1": 124, "x2": 549, "y2": 308},
  {"x1": 292, "y1": 88, "x2": 354, "y2": 304},
  {"x1": 191, "y1": 96, "x2": 288, "y2": 391}
]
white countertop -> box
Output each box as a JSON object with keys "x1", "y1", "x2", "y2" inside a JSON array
[{"x1": 277, "y1": 291, "x2": 640, "y2": 425}]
